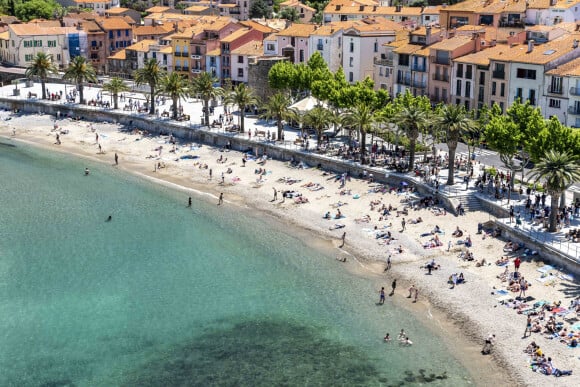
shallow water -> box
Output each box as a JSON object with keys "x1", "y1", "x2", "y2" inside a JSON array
[{"x1": 0, "y1": 142, "x2": 472, "y2": 386}]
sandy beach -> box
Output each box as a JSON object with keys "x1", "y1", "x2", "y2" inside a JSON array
[{"x1": 2, "y1": 111, "x2": 579, "y2": 386}]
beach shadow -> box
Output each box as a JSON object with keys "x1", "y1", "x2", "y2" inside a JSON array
[{"x1": 558, "y1": 282, "x2": 580, "y2": 298}]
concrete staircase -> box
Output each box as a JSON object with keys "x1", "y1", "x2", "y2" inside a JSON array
[{"x1": 455, "y1": 194, "x2": 483, "y2": 212}]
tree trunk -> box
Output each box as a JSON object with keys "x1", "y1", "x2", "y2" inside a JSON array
[
  {"x1": 360, "y1": 129, "x2": 367, "y2": 164},
  {"x1": 317, "y1": 129, "x2": 322, "y2": 147},
  {"x1": 149, "y1": 86, "x2": 155, "y2": 115},
  {"x1": 172, "y1": 96, "x2": 178, "y2": 120},
  {"x1": 560, "y1": 191, "x2": 566, "y2": 210},
  {"x1": 79, "y1": 84, "x2": 84, "y2": 104},
  {"x1": 240, "y1": 109, "x2": 245, "y2": 133},
  {"x1": 447, "y1": 141, "x2": 457, "y2": 186},
  {"x1": 277, "y1": 118, "x2": 283, "y2": 140},
  {"x1": 408, "y1": 137, "x2": 416, "y2": 172},
  {"x1": 41, "y1": 80, "x2": 46, "y2": 100},
  {"x1": 204, "y1": 99, "x2": 210, "y2": 127},
  {"x1": 113, "y1": 93, "x2": 118, "y2": 110},
  {"x1": 548, "y1": 194, "x2": 559, "y2": 232}
]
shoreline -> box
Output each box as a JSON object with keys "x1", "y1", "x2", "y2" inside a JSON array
[{"x1": 2, "y1": 113, "x2": 578, "y2": 386}]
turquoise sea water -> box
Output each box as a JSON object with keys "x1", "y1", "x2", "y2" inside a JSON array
[{"x1": 0, "y1": 141, "x2": 473, "y2": 386}]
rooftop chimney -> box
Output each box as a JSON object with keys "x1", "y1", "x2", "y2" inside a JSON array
[{"x1": 527, "y1": 39, "x2": 534, "y2": 53}]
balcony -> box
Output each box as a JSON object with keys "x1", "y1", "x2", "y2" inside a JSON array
[
  {"x1": 570, "y1": 87, "x2": 580, "y2": 96},
  {"x1": 547, "y1": 86, "x2": 563, "y2": 95},
  {"x1": 432, "y1": 73, "x2": 449, "y2": 82},
  {"x1": 492, "y1": 70, "x2": 505, "y2": 79},
  {"x1": 568, "y1": 106, "x2": 580, "y2": 115},
  {"x1": 397, "y1": 77, "x2": 411, "y2": 86},
  {"x1": 91, "y1": 46, "x2": 100, "y2": 51},
  {"x1": 430, "y1": 57, "x2": 450, "y2": 65},
  {"x1": 412, "y1": 80, "x2": 426, "y2": 88},
  {"x1": 374, "y1": 58, "x2": 393, "y2": 66},
  {"x1": 174, "y1": 66, "x2": 182, "y2": 71},
  {"x1": 191, "y1": 68, "x2": 202, "y2": 74},
  {"x1": 411, "y1": 63, "x2": 426, "y2": 72},
  {"x1": 191, "y1": 54, "x2": 202, "y2": 59},
  {"x1": 174, "y1": 52, "x2": 189, "y2": 57}
]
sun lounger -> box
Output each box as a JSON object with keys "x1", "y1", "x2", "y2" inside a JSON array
[{"x1": 537, "y1": 265, "x2": 555, "y2": 274}]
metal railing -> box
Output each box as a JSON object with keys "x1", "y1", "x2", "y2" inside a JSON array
[
  {"x1": 568, "y1": 106, "x2": 580, "y2": 115},
  {"x1": 432, "y1": 73, "x2": 449, "y2": 82},
  {"x1": 374, "y1": 58, "x2": 393, "y2": 66},
  {"x1": 570, "y1": 87, "x2": 580, "y2": 96},
  {"x1": 492, "y1": 70, "x2": 505, "y2": 79},
  {"x1": 411, "y1": 64, "x2": 426, "y2": 72}
]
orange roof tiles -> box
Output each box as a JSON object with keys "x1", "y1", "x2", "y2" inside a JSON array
[
  {"x1": 221, "y1": 28, "x2": 251, "y2": 43},
  {"x1": 239, "y1": 20, "x2": 277, "y2": 34},
  {"x1": 106, "y1": 7, "x2": 130, "y2": 14},
  {"x1": 126, "y1": 39, "x2": 157, "y2": 52},
  {"x1": 429, "y1": 35, "x2": 473, "y2": 51},
  {"x1": 146, "y1": 6, "x2": 170, "y2": 13},
  {"x1": 9, "y1": 24, "x2": 78, "y2": 36},
  {"x1": 547, "y1": 56, "x2": 580, "y2": 76},
  {"x1": 133, "y1": 25, "x2": 173, "y2": 36},
  {"x1": 280, "y1": 0, "x2": 316, "y2": 12},
  {"x1": 277, "y1": 23, "x2": 318, "y2": 37},
  {"x1": 393, "y1": 42, "x2": 424, "y2": 55},
  {"x1": 454, "y1": 44, "x2": 509, "y2": 65},
  {"x1": 96, "y1": 16, "x2": 131, "y2": 30},
  {"x1": 232, "y1": 40, "x2": 263, "y2": 56},
  {"x1": 108, "y1": 49, "x2": 126, "y2": 60},
  {"x1": 489, "y1": 35, "x2": 580, "y2": 64}
]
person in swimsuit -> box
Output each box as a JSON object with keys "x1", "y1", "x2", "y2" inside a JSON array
[{"x1": 379, "y1": 287, "x2": 385, "y2": 305}]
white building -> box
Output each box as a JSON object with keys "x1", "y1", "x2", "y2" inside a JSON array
[
  {"x1": 308, "y1": 24, "x2": 343, "y2": 72},
  {"x1": 526, "y1": 0, "x2": 580, "y2": 26},
  {"x1": 545, "y1": 55, "x2": 580, "y2": 127},
  {"x1": 74, "y1": 0, "x2": 119, "y2": 16},
  {"x1": 231, "y1": 40, "x2": 263, "y2": 84}
]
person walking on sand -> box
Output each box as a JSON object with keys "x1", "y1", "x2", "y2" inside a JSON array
[
  {"x1": 384, "y1": 255, "x2": 392, "y2": 271},
  {"x1": 218, "y1": 193, "x2": 224, "y2": 206},
  {"x1": 391, "y1": 279, "x2": 397, "y2": 295},
  {"x1": 95, "y1": 132, "x2": 99, "y2": 144},
  {"x1": 408, "y1": 285, "x2": 415, "y2": 298},
  {"x1": 514, "y1": 256, "x2": 521, "y2": 272},
  {"x1": 414, "y1": 288, "x2": 419, "y2": 303},
  {"x1": 523, "y1": 315, "x2": 532, "y2": 338},
  {"x1": 188, "y1": 197, "x2": 192, "y2": 207},
  {"x1": 379, "y1": 287, "x2": 385, "y2": 305},
  {"x1": 401, "y1": 218, "x2": 406, "y2": 231},
  {"x1": 56, "y1": 133, "x2": 61, "y2": 145},
  {"x1": 340, "y1": 232, "x2": 346, "y2": 248},
  {"x1": 273, "y1": 188, "x2": 278, "y2": 201},
  {"x1": 209, "y1": 169, "x2": 213, "y2": 180},
  {"x1": 114, "y1": 153, "x2": 118, "y2": 165},
  {"x1": 98, "y1": 144, "x2": 102, "y2": 154}
]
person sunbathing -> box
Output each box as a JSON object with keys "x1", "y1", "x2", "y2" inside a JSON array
[
  {"x1": 355, "y1": 215, "x2": 371, "y2": 223},
  {"x1": 475, "y1": 258, "x2": 487, "y2": 267},
  {"x1": 495, "y1": 256, "x2": 509, "y2": 266},
  {"x1": 452, "y1": 227, "x2": 463, "y2": 237},
  {"x1": 335, "y1": 209, "x2": 342, "y2": 219},
  {"x1": 431, "y1": 225, "x2": 441, "y2": 234},
  {"x1": 329, "y1": 223, "x2": 345, "y2": 230},
  {"x1": 323, "y1": 211, "x2": 331, "y2": 219},
  {"x1": 408, "y1": 217, "x2": 423, "y2": 224}
]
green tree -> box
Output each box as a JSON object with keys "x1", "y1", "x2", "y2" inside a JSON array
[
  {"x1": 62, "y1": 56, "x2": 97, "y2": 105},
  {"x1": 226, "y1": 83, "x2": 258, "y2": 133},
  {"x1": 303, "y1": 105, "x2": 335, "y2": 145},
  {"x1": 250, "y1": 0, "x2": 271, "y2": 18},
  {"x1": 529, "y1": 150, "x2": 580, "y2": 232},
  {"x1": 133, "y1": 58, "x2": 165, "y2": 115},
  {"x1": 160, "y1": 72, "x2": 190, "y2": 120},
  {"x1": 435, "y1": 104, "x2": 476, "y2": 185},
  {"x1": 25, "y1": 52, "x2": 58, "y2": 100},
  {"x1": 484, "y1": 111, "x2": 522, "y2": 190},
  {"x1": 102, "y1": 77, "x2": 130, "y2": 110},
  {"x1": 191, "y1": 71, "x2": 222, "y2": 127},
  {"x1": 260, "y1": 92, "x2": 296, "y2": 140},
  {"x1": 341, "y1": 102, "x2": 377, "y2": 164},
  {"x1": 15, "y1": 0, "x2": 61, "y2": 22},
  {"x1": 529, "y1": 117, "x2": 580, "y2": 162},
  {"x1": 280, "y1": 6, "x2": 300, "y2": 22},
  {"x1": 268, "y1": 60, "x2": 297, "y2": 92}
]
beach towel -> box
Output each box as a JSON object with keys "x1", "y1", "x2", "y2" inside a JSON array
[
  {"x1": 353, "y1": 194, "x2": 360, "y2": 199},
  {"x1": 496, "y1": 289, "x2": 509, "y2": 296},
  {"x1": 571, "y1": 323, "x2": 580, "y2": 331},
  {"x1": 537, "y1": 265, "x2": 555, "y2": 274},
  {"x1": 551, "y1": 307, "x2": 566, "y2": 314},
  {"x1": 536, "y1": 275, "x2": 557, "y2": 283}
]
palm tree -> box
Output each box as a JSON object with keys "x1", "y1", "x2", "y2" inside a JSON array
[
  {"x1": 191, "y1": 71, "x2": 222, "y2": 127},
  {"x1": 226, "y1": 83, "x2": 258, "y2": 133},
  {"x1": 303, "y1": 106, "x2": 335, "y2": 146},
  {"x1": 102, "y1": 77, "x2": 130, "y2": 110},
  {"x1": 529, "y1": 150, "x2": 580, "y2": 232},
  {"x1": 435, "y1": 104, "x2": 476, "y2": 185},
  {"x1": 341, "y1": 103, "x2": 376, "y2": 164},
  {"x1": 62, "y1": 56, "x2": 97, "y2": 105},
  {"x1": 133, "y1": 58, "x2": 165, "y2": 115},
  {"x1": 160, "y1": 73, "x2": 191, "y2": 120},
  {"x1": 25, "y1": 52, "x2": 58, "y2": 100},
  {"x1": 260, "y1": 92, "x2": 296, "y2": 140},
  {"x1": 394, "y1": 105, "x2": 428, "y2": 172}
]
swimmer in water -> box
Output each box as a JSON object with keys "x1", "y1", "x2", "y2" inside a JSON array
[
  {"x1": 84, "y1": 168, "x2": 90, "y2": 175},
  {"x1": 384, "y1": 333, "x2": 391, "y2": 342},
  {"x1": 106, "y1": 215, "x2": 112, "y2": 222}
]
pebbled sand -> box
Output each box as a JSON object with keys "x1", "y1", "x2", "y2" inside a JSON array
[{"x1": 2, "y1": 112, "x2": 580, "y2": 386}]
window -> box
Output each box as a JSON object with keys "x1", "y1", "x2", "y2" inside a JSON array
[
  {"x1": 48, "y1": 40, "x2": 56, "y2": 47},
  {"x1": 56, "y1": 54, "x2": 61, "y2": 61},
  {"x1": 349, "y1": 72, "x2": 353, "y2": 82},
  {"x1": 299, "y1": 49, "x2": 304, "y2": 62},
  {"x1": 126, "y1": 29, "x2": 129, "y2": 37},
  {"x1": 493, "y1": 63, "x2": 505, "y2": 79},
  {"x1": 349, "y1": 57, "x2": 353, "y2": 67},
  {"x1": 379, "y1": 67, "x2": 383, "y2": 76},
  {"x1": 434, "y1": 87, "x2": 439, "y2": 100},
  {"x1": 465, "y1": 101, "x2": 470, "y2": 110},
  {"x1": 398, "y1": 54, "x2": 409, "y2": 66},
  {"x1": 465, "y1": 65, "x2": 473, "y2": 80},
  {"x1": 11, "y1": 40, "x2": 14, "y2": 47},
  {"x1": 492, "y1": 82, "x2": 496, "y2": 96},
  {"x1": 479, "y1": 71, "x2": 485, "y2": 85},
  {"x1": 549, "y1": 99, "x2": 561, "y2": 108},
  {"x1": 516, "y1": 88, "x2": 522, "y2": 100},
  {"x1": 374, "y1": 41, "x2": 378, "y2": 52},
  {"x1": 349, "y1": 41, "x2": 354, "y2": 53},
  {"x1": 456, "y1": 79, "x2": 462, "y2": 95},
  {"x1": 238, "y1": 68, "x2": 243, "y2": 78},
  {"x1": 117, "y1": 30, "x2": 121, "y2": 37},
  {"x1": 516, "y1": 68, "x2": 536, "y2": 79},
  {"x1": 457, "y1": 63, "x2": 463, "y2": 78},
  {"x1": 499, "y1": 102, "x2": 504, "y2": 112},
  {"x1": 435, "y1": 50, "x2": 450, "y2": 65},
  {"x1": 456, "y1": 98, "x2": 461, "y2": 105},
  {"x1": 529, "y1": 89, "x2": 536, "y2": 105},
  {"x1": 465, "y1": 81, "x2": 471, "y2": 98},
  {"x1": 25, "y1": 54, "x2": 33, "y2": 61},
  {"x1": 550, "y1": 76, "x2": 562, "y2": 93},
  {"x1": 442, "y1": 88, "x2": 448, "y2": 102},
  {"x1": 500, "y1": 83, "x2": 505, "y2": 97},
  {"x1": 109, "y1": 31, "x2": 113, "y2": 39},
  {"x1": 238, "y1": 55, "x2": 243, "y2": 64}
]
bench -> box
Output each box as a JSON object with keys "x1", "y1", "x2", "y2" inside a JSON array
[
  {"x1": 256, "y1": 130, "x2": 266, "y2": 138},
  {"x1": 294, "y1": 138, "x2": 304, "y2": 145}
]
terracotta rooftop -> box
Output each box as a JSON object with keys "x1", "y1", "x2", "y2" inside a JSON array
[
  {"x1": 133, "y1": 25, "x2": 173, "y2": 36},
  {"x1": 232, "y1": 40, "x2": 263, "y2": 56},
  {"x1": 239, "y1": 20, "x2": 277, "y2": 34},
  {"x1": 106, "y1": 7, "x2": 130, "y2": 14},
  {"x1": 146, "y1": 6, "x2": 170, "y2": 13},
  {"x1": 547, "y1": 56, "x2": 580, "y2": 76},
  {"x1": 96, "y1": 16, "x2": 131, "y2": 30},
  {"x1": 429, "y1": 35, "x2": 474, "y2": 51},
  {"x1": 489, "y1": 34, "x2": 580, "y2": 65},
  {"x1": 393, "y1": 42, "x2": 424, "y2": 55},
  {"x1": 126, "y1": 39, "x2": 158, "y2": 52},
  {"x1": 9, "y1": 24, "x2": 78, "y2": 36},
  {"x1": 280, "y1": 0, "x2": 316, "y2": 12},
  {"x1": 412, "y1": 26, "x2": 441, "y2": 36},
  {"x1": 324, "y1": 5, "x2": 422, "y2": 16},
  {"x1": 344, "y1": 17, "x2": 405, "y2": 33},
  {"x1": 0, "y1": 31, "x2": 9, "y2": 40},
  {"x1": 108, "y1": 49, "x2": 126, "y2": 60},
  {"x1": 454, "y1": 44, "x2": 509, "y2": 66},
  {"x1": 220, "y1": 28, "x2": 251, "y2": 43},
  {"x1": 277, "y1": 23, "x2": 318, "y2": 37},
  {"x1": 206, "y1": 47, "x2": 221, "y2": 56},
  {"x1": 186, "y1": 5, "x2": 210, "y2": 12}
]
